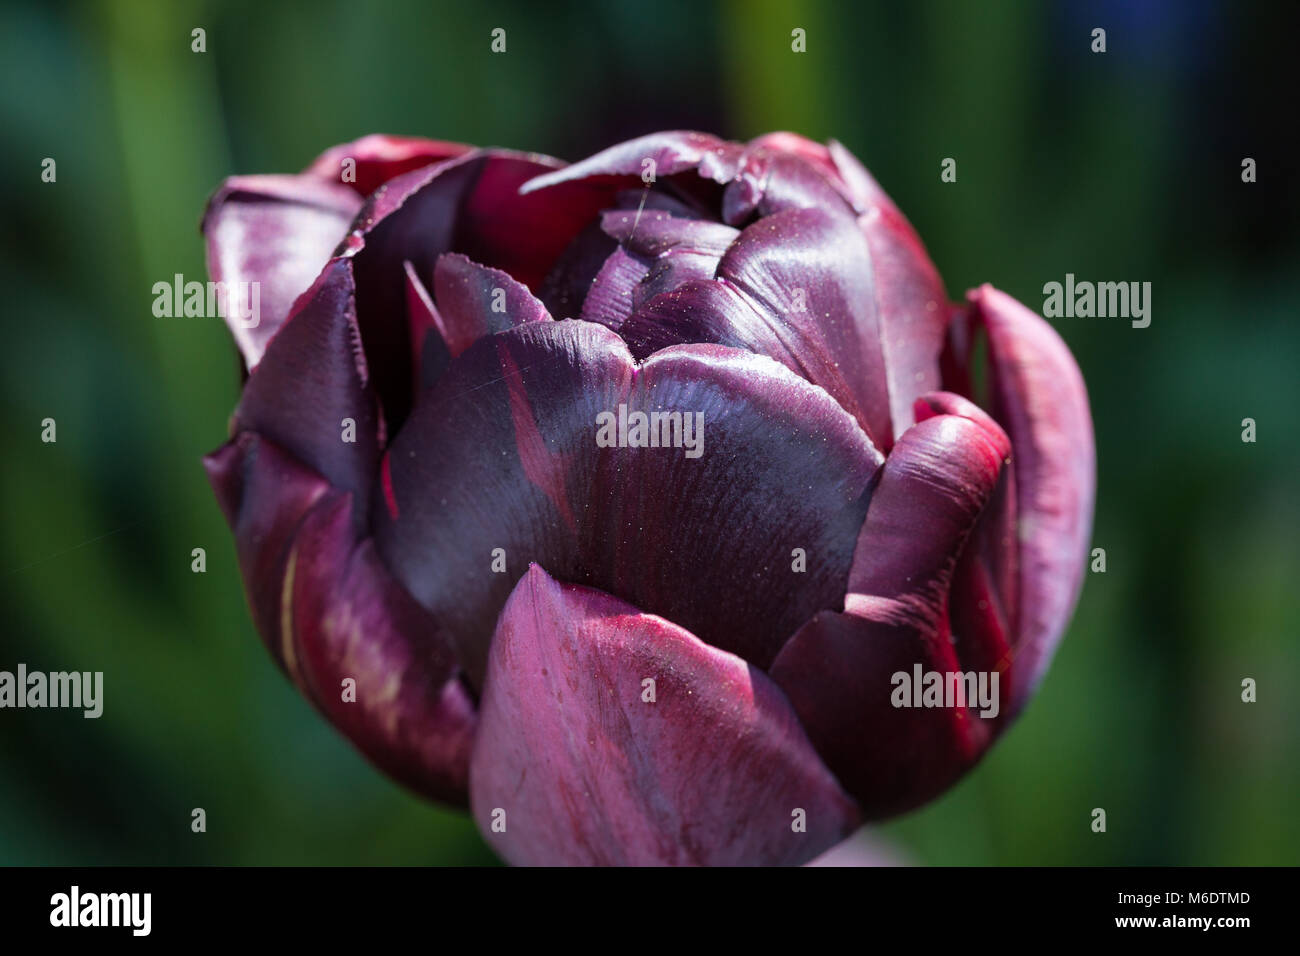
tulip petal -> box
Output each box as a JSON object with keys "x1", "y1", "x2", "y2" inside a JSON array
[
  {"x1": 289, "y1": 492, "x2": 476, "y2": 805},
  {"x1": 520, "y1": 130, "x2": 743, "y2": 195},
  {"x1": 201, "y1": 174, "x2": 362, "y2": 369},
  {"x1": 844, "y1": 409, "x2": 1010, "y2": 611},
  {"x1": 537, "y1": 221, "x2": 618, "y2": 321},
  {"x1": 716, "y1": 205, "x2": 894, "y2": 447},
  {"x1": 403, "y1": 261, "x2": 452, "y2": 391},
  {"x1": 579, "y1": 246, "x2": 649, "y2": 329},
  {"x1": 538, "y1": 188, "x2": 708, "y2": 322},
  {"x1": 433, "y1": 252, "x2": 551, "y2": 357},
  {"x1": 805, "y1": 828, "x2": 909, "y2": 867},
  {"x1": 600, "y1": 208, "x2": 738, "y2": 309},
  {"x1": 373, "y1": 321, "x2": 883, "y2": 684},
  {"x1": 826, "y1": 139, "x2": 895, "y2": 212},
  {"x1": 722, "y1": 147, "x2": 853, "y2": 224},
  {"x1": 233, "y1": 258, "x2": 382, "y2": 516},
  {"x1": 769, "y1": 411, "x2": 1010, "y2": 817},
  {"x1": 456, "y1": 155, "x2": 615, "y2": 290},
  {"x1": 345, "y1": 150, "x2": 610, "y2": 429},
  {"x1": 596, "y1": 343, "x2": 883, "y2": 671},
  {"x1": 860, "y1": 200, "x2": 949, "y2": 435},
  {"x1": 966, "y1": 285, "x2": 1094, "y2": 713},
  {"x1": 204, "y1": 432, "x2": 474, "y2": 805},
  {"x1": 917, "y1": 391, "x2": 1020, "y2": 673},
  {"x1": 769, "y1": 609, "x2": 995, "y2": 819},
  {"x1": 304, "y1": 134, "x2": 473, "y2": 196},
  {"x1": 469, "y1": 565, "x2": 860, "y2": 866},
  {"x1": 373, "y1": 319, "x2": 630, "y2": 685},
  {"x1": 830, "y1": 145, "x2": 950, "y2": 435},
  {"x1": 203, "y1": 432, "x2": 332, "y2": 672},
  {"x1": 747, "y1": 133, "x2": 853, "y2": 201},
  {"x1": 600, "y1": 208, "x2": 738, "y2": 258},
  {"x1": 617, "y1": 277, "x2": 780, "y2": 360}
]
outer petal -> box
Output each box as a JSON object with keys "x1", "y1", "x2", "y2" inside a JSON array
[
  {"x1": 919, "y1": 392, "x2": 1020, "y2": 683},
  {"x1": 965, "y1": 285, "x2": 1095, "y2": 713},
  {"x1": 203, "y1": 432, "x2": 332, "y2": 671},
  {"x1": 843, "y1": 410, "x2": 1010, "y2": 625},
  {"x1": 233, "y1": 258, "x2": 381, "y2": 518},
  {"x1": 822, "y1": 139, "x2": 950, "y2": 436},
  {"x1": 469, "y1": 566, "x2": 859, "y2": 866},
  {"x1": 304, "y1": 134, "x2": 473, "y2": 196},
  {"x1": 289, "y1": 492, "x2": 476, "y2": 805},
  {"x1": 203, "y1": 433, "x2": 473, "y2": 805},
  {"x1": 372, "y1": 321, "x2": 883, "y2": 684},
  {"x1": 201, "y1": 174, "x2": 362, "y2": 369},
  {"x1": 769, "y1": 411, "x2": 1010, "y2": 818}
]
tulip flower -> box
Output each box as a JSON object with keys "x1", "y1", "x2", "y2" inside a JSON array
[{"x1": 202, "y1": 131, "x2": 1094, "y2": 866}]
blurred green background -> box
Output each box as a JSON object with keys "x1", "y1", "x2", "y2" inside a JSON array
[{"x1": 1, "y1": 0, "x2": 1296, "y2": 865}]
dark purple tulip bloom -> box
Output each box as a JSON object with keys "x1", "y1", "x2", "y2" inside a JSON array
[{"x1": 201, "y1": 131, "x2": 1094, "y2": 865}]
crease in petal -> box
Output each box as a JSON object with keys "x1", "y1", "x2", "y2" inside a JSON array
[
  {"x1": 845, "y1": 412, "x2": 1010, "y2": 615},
  {"x1": 853, "y1": 181, "x2": 949, "y2": 436},
  {"x1": 917, "y1": 390, "x2": 1021, "y2": 666},
  {"x1": 469, "y1": 565, "x2": 859, "y2": 866}
]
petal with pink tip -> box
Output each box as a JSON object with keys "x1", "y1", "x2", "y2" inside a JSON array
[
  {"x1": 520, "y1": 130, "x2": 743, "y2": 195},
  {"x1": 304, "y1": 134, "x2": 473, "y2": 196},
  {"x1": 966, "y1": 285, "x2": 1094, "y2": 713},
  {"x1": 201, "y1": 174, "x2": 362, "y2": 369}
]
